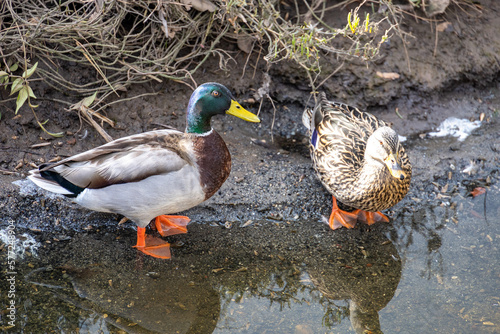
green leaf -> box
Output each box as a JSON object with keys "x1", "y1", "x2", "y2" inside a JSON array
[
  {"x1": 27, "y1": 85, "x2": 36, "y2": 98},
  {"x1": 0, "y1": 70, "x2": 8, "y2": 77},
  {"x1": 9, "y1": 63, "x2": 18, "y2": 72},
  {"x1": 10, "y1": 78, "x2": 24, "y2": 95},
  {"x1": 82, "y1": 91, "x2": 97, "y2": 107},
  {"x1": 15, "y1": 87, "x2": 29, "y2": 114},
  {"x1": 23, "y1": 62, "x2": 38, "y2": 79}
]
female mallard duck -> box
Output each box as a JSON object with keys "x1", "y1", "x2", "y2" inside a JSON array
[
  {"x1": 302, "y1": 93, "x2": 411, "y2": 230},
  {"x1": 29, "y1": 82, "x2": 260, "y2": 259}
]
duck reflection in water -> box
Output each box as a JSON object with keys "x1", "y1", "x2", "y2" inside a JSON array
[
  {"x1": 27, "y1": 232, "x2": 222, "y2": 333},
  {"x1": 65, "y1": 265, "x2": 221, "y2": 333},
  {"x1": 305, "y1": 225, "x2": 402, "y2": 334}
]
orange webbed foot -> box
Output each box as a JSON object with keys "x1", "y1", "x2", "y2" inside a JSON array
[
  {"x1": 357, "y1": 210, "x2": 390, "y2": 225},
  {"x1": 154, "y1": 215, "x2": 190, "y2": 236},
  {"x1": 133, "y1": 226, "x2": 172, "y2": 259},
  {"x1": 328, "y1": 197, "x2": 360, "y2": 230}
]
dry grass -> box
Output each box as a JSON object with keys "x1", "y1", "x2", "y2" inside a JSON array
[{"x1": 0, "y1": 0, "x2": 402, "y2": 112}]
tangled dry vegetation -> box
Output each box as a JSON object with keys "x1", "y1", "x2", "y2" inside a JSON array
[
  {"x1": 0, "y1": 0, "x2": 400, "y2": 104},
  {"x1": 2, "y1": 0, "x2": 472, "y2": 137}
]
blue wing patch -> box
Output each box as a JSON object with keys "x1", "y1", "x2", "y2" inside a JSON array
[{"x1": 311, "y1": 129, "x2": 318, "y2": 148}]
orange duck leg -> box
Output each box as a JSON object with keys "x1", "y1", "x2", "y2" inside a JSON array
[
  {"x1": 154, "y1": 215, "x2": 190, "y2": 236},
  {"x1": 133, "y1": 226, "x2": 172, "y2": 259},
  {"x1": 133, "y1": 215, "x2": 190, "y2": 259},
  {"x1": 356, "y1": 210, "x2": 389, "y2": 225},
  {"x1": 328, "y1": 196, "x2": 360, "y2": 230}
]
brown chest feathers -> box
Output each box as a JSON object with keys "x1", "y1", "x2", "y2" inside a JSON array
[{"x1": 192, "y1": 131, "x2": 231, "y2": 200}]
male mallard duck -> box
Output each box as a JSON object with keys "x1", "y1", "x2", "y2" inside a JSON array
[
  {"x1": 302, "y1": 93, "x2": 411, "y2": 230},
  {"x1": 29, "y1": 82, "x2": 260, "y2": 259}
]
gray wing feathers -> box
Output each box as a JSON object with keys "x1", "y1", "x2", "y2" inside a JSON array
[{"x1": 34, "y1": 129, "x2": 194, "y2": 190}]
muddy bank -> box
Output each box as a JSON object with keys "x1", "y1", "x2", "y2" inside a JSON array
[{"x1": 1, "y1": 81, "x2": 498, "y2": 232}]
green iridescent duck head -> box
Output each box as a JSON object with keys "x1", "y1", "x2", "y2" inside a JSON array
[{"x1": 185, "y1": 82, "x2": 260, "y2": 134}]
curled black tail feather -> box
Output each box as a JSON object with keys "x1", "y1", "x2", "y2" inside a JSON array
[{"x1": 40, "y1": 166, "x2": 85, "y2": 198}]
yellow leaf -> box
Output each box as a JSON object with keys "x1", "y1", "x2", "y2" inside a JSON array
[
  {"x1": 23, "y1": 62, "x2": 38, "y2": 79},
  {"x1": 27, "y1": 85, "x2": 37, "y2": 98},
  {"x1": 82, "y1": 92, "x2": 97, "y2": 107},
  {"x1": 15, "y1": 87, "x2": 29, "y2": 114},
  {"x1": 10, "y1": 78, "x2": 24, "y2": 95}
]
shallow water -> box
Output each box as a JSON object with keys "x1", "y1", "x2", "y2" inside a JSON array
[
  {"x1": 211, "y1": 186, "x2": 500, "y2": 334},
  {"x1": 1, "y1": 180, "x2": 499, "y2": 334}
]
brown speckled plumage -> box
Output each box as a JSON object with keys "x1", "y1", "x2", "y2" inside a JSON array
[{"x1": 303, "y1": 93, "x2": 412, "y2": 212}]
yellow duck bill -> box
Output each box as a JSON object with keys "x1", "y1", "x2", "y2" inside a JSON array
[{"x1": 227, "y1": 100, "x2": 260, "y2": 122}]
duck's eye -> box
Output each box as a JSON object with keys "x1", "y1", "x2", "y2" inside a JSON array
[
  {"x1": 379, "y1": 141, "x2": 383, "y2": 146},
  {"x1": 211, "y1": 90, "x2": 221, "y2": 97}
]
